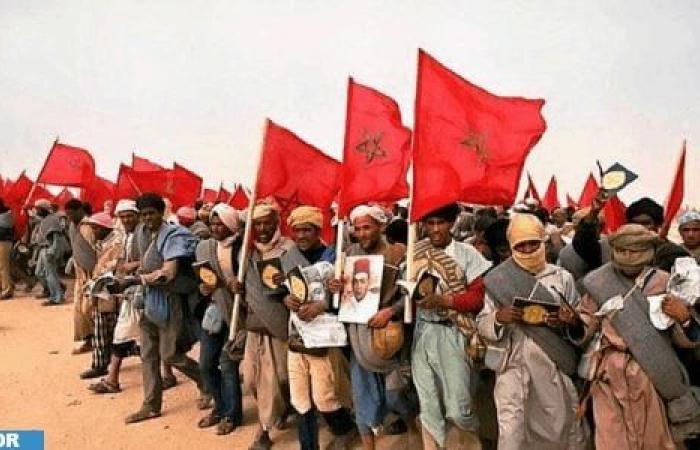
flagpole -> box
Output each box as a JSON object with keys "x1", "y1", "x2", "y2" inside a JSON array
[
  {"x1": 24, "y1": 137, "x2": 59, "y2": 208},
  {"x1": 405, "y1": 171, "x2": 416, "y2": 324},
  {"x1": 332, "y1": 218, "x2": 344, "y2": 309},
  {"x1": 229, "y1": 119, "x2": 269, "y2": 340}
]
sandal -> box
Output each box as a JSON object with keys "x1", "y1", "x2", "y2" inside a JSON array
[
  {"x1": 124, "y1": 408, "x2": 161, "y2": 424},
  {"x1": 162, "y1": 375, "x2": 177, "y2": 390},
  {"x1": 197, "y1": 393, "x2": 213, "y2": 410},
  {"x1": 197, "y1": 413, "x2": 220, "y2": 429},
  {"x1": 90, "y1": 379, "x2": 121, "y2": 394},
  {"x1": 216, "y1": 418, "x2": 237, "y2": 435}
]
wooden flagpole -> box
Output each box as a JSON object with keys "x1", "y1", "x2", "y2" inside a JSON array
[{"x1": 229, "y1": 119, "x2": 269, "y2": 339}]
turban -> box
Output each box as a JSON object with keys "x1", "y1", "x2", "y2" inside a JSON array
[
  {"x1": 114, "y1": 199, "x2": 138, "y2": 214},
  {"x1": 85, "y1": 212, "x2": 114, "y2": 229},
  {"x1": 353, "y1": 258, "x2": 370, "y2": 277},
  {"x1": 176, "y1": 206, "x2": 196, "y2": 222},
  {"x1": 608, "y1": 224, "x2": 659, "y2": 251},
  {"x1": 609, "y1": 224, "x2": 659, "y2": 273},
  {"x1": 625, "y1": 197, "x2": 664, "y2": 226},
  {"x1": 349, "y1": 204, "x2": 388, "y2": 225},
  {"x1": 252, "y1": 202, "x2": 279, "y2": 220},
  {"x1": 211, "y1": 203, "x2": 241, "y2": 233},
  {"x1": 507, "y1": 213, "x2": 546, "y2": 274},
  {"x1": 287, "y1": 205, "x2": 323, "y2": 229},
  {"x1": 34, "y1": 199, "x2": 51, "y2": 209},
  {"x1": 678, "y1": 211, "x2": 700, "y2": 228}
]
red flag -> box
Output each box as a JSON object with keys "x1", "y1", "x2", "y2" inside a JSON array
[
  {"x1": 411, "y1": 50, "x2": 546, "y2": 221},
  {"x1": 202, "y1": 188, "x2": 218, "y2": 203},
  {"x1": 661, "y1": 141, "x2": 686, "y2": 237},
  {"x1": 27, "y1": 185, "x2": 55, "y2": 206},
  {"x1": 4, "y1": 172, "x2": 34, "y2": 240},
  {"x1": 115, "y1": 164, "x2": 145, "y2": 200},
  {"x1": 54, "y1": 188, "x2": 75, "y2": 208},
  {"x1": 338, "y1": 78, "x2": 412, "y2": 218},
  {"x1": 566, "y1": 193, "x2": 578, "y2": 209},
  {"x1": 82, "y1": 176, "x2": 116, "y2": 213},
  {"x1": 228, "y1": 185, "x2": 250, "y2": 210},
  {"x1": 132, "y1": 154, "x2": 165, "y2": 172},
  {"x1": 541, "y1": 176, "x2": 560, "y2": 212},
  {"x1": 216, "y1": 185, "x2": 231, "y2": 203},
  {"x1": 171, "y1": 163, "x2": 203, "y2": 208},
  {"x1": 578, "y1": 173, "x2": 599, "y2": 208},
  {"x1": 37, "y1": 141, "x2": 96, "y2": 188},
  {"x1": 603, "y1": 195, "x2": 627, "y2": 234},
  {"x1": 524, "y1": 172, "x2": 541, "y2": 203},
  {"x1": 257, "y1": 120, "x2": 341, "y2": 242}
]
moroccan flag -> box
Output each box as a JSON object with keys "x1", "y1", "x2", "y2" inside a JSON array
[
  {"x1": 257, "y1": 120, "x2": 341, "y2": 242},
  {"x1": 661, "y1": 141, "x2": 686, "y2": 237},
  {"x1": 82, "y1": 176, "x2": 116, "y2": 213},
  {"x1": 411, "y1": 50, "x2": 546, "y2": 221},
  {"x1": 541, "y1": 176, "x2": 560, "y2": 212},
  {"x1": 171, "y1": 163, "x2": 203, "y2": 208},
  {"x1": 4, "y1": 172, "x2": 33, "y2": 210},
  {"x1": 115, "y1": 164, "x2": 144, "y2": 200},
  {"x1": 603, "y1": 195, "x2": 627, "y2": 234},
  {"x1": 566, "y1": 193, "x2": 578, "y2": 209},
  {"x1": 202, "y1": 188, "x2": 218, "y2": 203},
  {"x1": 524, "y1": 172, "x2": 541, "y2": 203},
  {"x1": 55, "y1": 188, "x2": 75, "y2": 208},
  {"x1": 338, "y1": 78, "x2": 412, "y2": 218},
  {"x1": 37, "y1": 141, "x2": 96, "y2": 188},
  {"x1": 228, "y1": 185, "x2": 250, "y2": 210},
  {"x1": 132, "y1": 154, "x2": 165, "y2": 172},
  {"x1": 216, "y1": 185, "x2": 231, "y2": 203},
  {"x1": 578, "y1": 173, "x2": 599, "y2": 208},
  {"x1": 27, "y1": 185, "x2": 55, "y2": 206}
]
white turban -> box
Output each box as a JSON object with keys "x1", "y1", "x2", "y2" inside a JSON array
[
  {"x1": 211, "y1": 203, "x2": 241, "y2": 233},
  {"x1": 349, "y1": 204, "x2": 389, "y2": 225},
  {"x1": 114, "y1": 199, "x2": 138, "y2": 214},
  {"x1": 679, "y1": 211, "x2": 700, "y2": 228}
]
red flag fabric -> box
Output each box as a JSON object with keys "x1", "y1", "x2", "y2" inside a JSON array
[
  {"x1": 662, "y1": 142, "x2": 686, "y2": 237},
  {"x1": 524, "y1": 172, "x2": 541, "y2": 203},
  {"x1": 4, "y1": 172, "x2": 34, "y2": 240},
  {"x1": 566, "y1": 193, "x2": 578, "y2": 209},
  {"x1": 228, "y1": 185, "x2": 250, "y2": 210},
  {"x1": 0, "y1": 175, "x2": 4, "y2": 197},
  {"x1": 578, "y1": 173, "x2": 599, "y2": 208},
  {"x1": 115, "y1": 165, "x2": 145, "y2": 200},
  {"x1": 115, "y1": 165, "x2": 174, "y2": 202},
  {"x1": 541, "y1": 176, "x2": 560, "y2": 212},
  {"x1": 132, "y1": 154, "x2": 165, "y2": 172},
  {"x1": 54, "y1": 188, "x2": 75, "y2": 208},
  {"x1": 603, "y1": 195, "x2": 627, "y2": 234},
  {"x1": 171, "y1": 163, "x2": 203, "y2": 208},
  {"x1": 202, "y1": 189, "x2": 218, "y2": 204},
  {"x1": 216, "y1": 186, "x2": 231, "y2": 203},
  {"x1": 27, "y1": 185, "x2": 55, "y2": 206},
  {"x1": 411, "y1": 50, "x2": 546, "y2": 221},
  {"x1": 82, "y1": 176, "x2": 116, "y2": 213},
  {"x1": 257, "y1": 120, "x2": 341, "y2": 242},
  {"x1": 37, "y1": 142, "x2": 96, "y2": 188},
  {"x1": 338, "y1": 79, "x2": 412, "y2": 218}
]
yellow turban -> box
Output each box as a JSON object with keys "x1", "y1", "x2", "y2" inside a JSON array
[
  {"x1": 287, "y1": 205, "x2": 323, "y2": 229},
  {"x1": 506, "y1": 213, "x2": 545, "y2": 248},
  {"x1": 252, "y1": 201, "x2": 279, "y2": 220}
]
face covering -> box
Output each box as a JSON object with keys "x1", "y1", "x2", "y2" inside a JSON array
[
  {"x1": 611, "y1": 248, "x2": 654, "y2": 275},
  {"x1": 512, "y1": 242, "x2": 546, "y2": 274}
]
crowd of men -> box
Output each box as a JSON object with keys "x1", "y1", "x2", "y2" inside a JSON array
[{"x1": 2, "y1": 190, "x2": 700, "y2": 450}]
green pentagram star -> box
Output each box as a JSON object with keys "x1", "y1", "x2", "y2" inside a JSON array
[{"x1": 355, "y1": 130, "x2": 386, "y2": 164}]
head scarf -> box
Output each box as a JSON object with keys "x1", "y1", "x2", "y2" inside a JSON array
[
  {"x1": 34, "y1": 199, "x2": 51, "y2": 210},
  {"x1": 608, "y1": 224, "x2": 659, "y2": 273},
  {"x1": 349, "y1": 204, "x2": 388, "y2": 225},
  {"x1": 678, "y1": 211, "x2": 700, "y2": 229},
  {"x1": 252, "y1": 202, "x2": 279, "y2": 220},
  {"x1": 176, "y1": 206, "x2": 196, "y2": 222},
  {"x1": 287, "y1": 205, "x2": 323, "y2": 229},
  {"x1": 507, "y1": 213, "x2": 546, "y2": 274},
  {"x1": 114, "y1": 199, "x2": 138, "y2": 214},
  {"x1": 211, "y1": 203, "x2": 241, "y2": 234},
  {"x1": 85, "y1": 212, "x2": 114, "y2": 229},
  {"x1": 625, "y1": 197, "x2": 664, "y2": 226}
]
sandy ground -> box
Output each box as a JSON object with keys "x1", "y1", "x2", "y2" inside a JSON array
[{"x1": 0, "y1": 284, "x2": 419, "y2": 450}]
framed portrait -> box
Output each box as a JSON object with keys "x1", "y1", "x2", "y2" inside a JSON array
[{"x1": 338, "y1": 254, "x2": 384, "y2": 324}]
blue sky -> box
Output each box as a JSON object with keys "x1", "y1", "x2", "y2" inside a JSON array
[{"x1": 1, "y1": 1, "x2": 698, "y2": 206}]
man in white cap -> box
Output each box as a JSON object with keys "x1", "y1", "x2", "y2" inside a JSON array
[
  {"x1": 678, "y1": 211, "x2": 700, "y2": 262},
  {"x1": 194, "y1": 204, "x2": 245, "y2": 435},
  {"x1": 328, "y1": 203, "x2": 417, "y2": 450}
]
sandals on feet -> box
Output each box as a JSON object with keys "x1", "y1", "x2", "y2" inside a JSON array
[
  {"x1": 125, "y1": 408, "x2": 161, "y2": 424},
  {"x1": 89, "y1": 379, "x2": 121, "y2": 394},
  {"x1": 197, "y1": 413, "x2": 221, "y2": 429}
]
